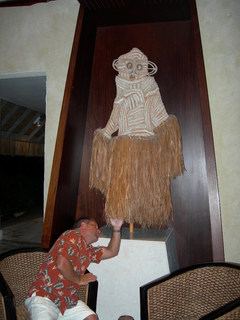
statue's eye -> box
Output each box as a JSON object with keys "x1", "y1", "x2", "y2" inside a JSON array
[
  {"x1": 137, "y1": 64, "x2": 143, "y2": 70},
  {"x1": 127, "y1": 62, "x2": 133, "y2": 69}
]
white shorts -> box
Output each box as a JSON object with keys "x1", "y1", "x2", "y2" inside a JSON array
[{"x1": 25, "y1": 292, "x2": 96, "y2": 320}]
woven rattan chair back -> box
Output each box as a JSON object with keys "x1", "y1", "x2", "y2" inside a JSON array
[
  {"x1": 0, "y1": 249, "x2": 47, "y2": 319},
  {"x1": 0, "y1": 247, "x2": 98, "y2": 320},
  {"x1": 0, "y1": 250, "x2": 46, "y2": 306},
  {"x1": 140, "y1": 263, "x2": 240, "y2": 320}
]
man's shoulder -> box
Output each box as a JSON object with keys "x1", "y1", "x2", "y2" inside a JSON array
[
  {"x1": 54, "y1": 229, "x2": 84, "y2": 244},
  {"x1": 62, "y1": 228, "x2": 81, "y2": 235}
]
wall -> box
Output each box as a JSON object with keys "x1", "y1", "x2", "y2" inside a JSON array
[
  {"x1": 0, "y1": 0, "x2": 239, "y2": 263},
  {"x1": 0, "y1": 0, "x2": 80, "y2": 213},
  {"x1": 196, "y1": 0, "x2": 240, "y2": 263}
]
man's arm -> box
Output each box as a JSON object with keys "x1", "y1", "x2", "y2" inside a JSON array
[
  {"x1": 101, "y1": 218, "x2": 123, "y2": 260},
  {"x1": 56, "y1": 255, "x2": 97, "y2": 285}
]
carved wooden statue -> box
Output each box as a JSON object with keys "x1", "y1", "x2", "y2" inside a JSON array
[{"x1": 90, "y1": 48, "x2": 184, "y2": 227}]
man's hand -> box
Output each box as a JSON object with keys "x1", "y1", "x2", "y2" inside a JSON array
[
  {"x1": 101, "y1": 218, "x2": 123, "y2": 260},
  {"x1": 78, "y1": 273, "x2": 97, "y2": 285},
  {"x1": 110, "y1": 218, "x2": 123, "y2": 229}
]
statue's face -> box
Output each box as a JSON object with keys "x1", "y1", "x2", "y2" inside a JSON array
[{"x1": 117, "y1": 48, "x2": 149, "y2": 81}]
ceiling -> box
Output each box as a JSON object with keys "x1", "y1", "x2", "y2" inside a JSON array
[
  {"x1": 0, "y1": 75, "x2": 46, "y2": 152},
  {"x1": 0, "y1": 74, "x2": 46, "y2": 113}
]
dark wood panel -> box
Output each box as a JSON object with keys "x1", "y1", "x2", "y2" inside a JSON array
[
  {"x1": 88, "y1": 4, "x2": 190, "y2": 27},
  {"x1": 48, "y1": 10, "x2": 98, "y2": 246},
  {"x1": 0, "y1": 0, "x2": 55, "y2": 7},
  {"x1": 40, "y1": 0, "x2": 223, "y2": 267},
  {"x1": 76, "y1": 21, "x2": 213, "y2": 266},
  {"x1": 41, "y1": 8, "x2": 97, "y2": 247}
]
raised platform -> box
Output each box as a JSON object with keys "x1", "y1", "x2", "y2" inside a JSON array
[{"x1": 88, "y1": 226, "x2": 178, "y2": 320}]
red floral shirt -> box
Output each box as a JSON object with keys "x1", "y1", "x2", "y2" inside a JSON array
[{"x1": 27, "y1": 229, "x2": 103, "y2": 314}]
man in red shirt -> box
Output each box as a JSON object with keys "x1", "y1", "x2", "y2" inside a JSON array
[{"x1": 25, "y1": 217, "x2": 123, "y2": 320}]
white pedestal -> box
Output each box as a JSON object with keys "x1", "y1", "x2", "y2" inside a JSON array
[{"x1": 88, "y1": 227, "x2": 178, "y2": 320}]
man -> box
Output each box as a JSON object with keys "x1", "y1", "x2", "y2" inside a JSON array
[{"x1": 25, "y1": 217, "x2": 123, "y2": 320}]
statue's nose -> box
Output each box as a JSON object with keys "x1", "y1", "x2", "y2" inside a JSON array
[{"x1": 130, "y1": 68, "x2": 136, "y2": 80}]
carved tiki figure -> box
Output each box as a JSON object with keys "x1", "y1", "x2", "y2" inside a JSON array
[{"x1": 90, "y1": 48, "x2": 184, "y2": 227}]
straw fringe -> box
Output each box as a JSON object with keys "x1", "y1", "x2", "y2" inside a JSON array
[
  {"x1": 89, "y1": 129, "x2": 111, "y2": 194},
  {"x1": 89, "y1": 115, "x2": 184, "y2": 227}
]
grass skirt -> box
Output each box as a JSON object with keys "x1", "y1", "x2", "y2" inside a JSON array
[{"x1": 89, "y1": 115, "x2": 184, "y2": 227}]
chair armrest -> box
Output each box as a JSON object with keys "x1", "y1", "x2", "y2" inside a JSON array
[
  {"x1": 87, "y1": 280, "x2": 98, "y2": 312},
  {"x1": 0, "y1": 272, "x2": 17, "y2": 320},
  {"x1": 200, "y1": 297, "x2": 240, "y2": 320},
  {"x1": 84, "y1": 269, "x2": 98, "y2": 312}
]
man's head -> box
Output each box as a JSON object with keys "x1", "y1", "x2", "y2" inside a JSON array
[
  {"x1": 73, "y1": 217, "x2": 93, "y2": 229},
  {"x1": 74, "y1": 217, "x2": 100, "y2": 244}
]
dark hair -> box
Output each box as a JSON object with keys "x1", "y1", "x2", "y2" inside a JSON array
[{"x1": 73, "y1": 217, "x2": 96, "y2": 229}]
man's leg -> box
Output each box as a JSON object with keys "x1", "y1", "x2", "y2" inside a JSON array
[
  {"x1": 25, "y1": 293, "x2": 60, "y2": 320},
  {"x1": 60, "y1": 300, "x2": 98, "y2": 320}
]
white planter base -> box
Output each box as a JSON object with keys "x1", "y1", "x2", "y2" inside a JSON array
[{"x1": 88, "y1": 227, "x2": 178, "y2": 320}]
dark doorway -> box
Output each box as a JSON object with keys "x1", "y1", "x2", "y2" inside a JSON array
[
  {"x1": 1, "y1": 155, "x2": 43, "y2": 222},
  {"x1": 0, "y1": 74, "x2": 46, "y2": 253},
  {"x1": 0, "y1": 155, "x2": 44, "y2": 253}
]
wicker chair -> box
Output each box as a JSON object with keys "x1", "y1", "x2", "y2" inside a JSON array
[
  {"x1": 140, "y1": 262, "x2": 240, "y2": 320},
  {"x1": 0, "y1": 247, "x2": 98, "y2": 320}
]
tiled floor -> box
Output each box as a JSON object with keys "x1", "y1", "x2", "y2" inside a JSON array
[{"x1": 0, "y1": 208, "x2": 43, "y2": 254}]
